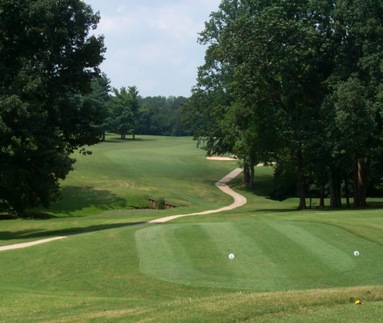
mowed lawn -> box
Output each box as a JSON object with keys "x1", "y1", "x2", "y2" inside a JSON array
[
  {"x1": 50, "y1": 135, "x2": 237, "y2": 215},
  {"x1": 136, "y1": 220, "x2": 382, "y2": 291},
  {"x1": 1, "y1": 135, "x2": 383, "y2": 322}
]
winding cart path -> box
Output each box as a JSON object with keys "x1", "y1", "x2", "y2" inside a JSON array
[{"x1": 0, "y1": 168, "x2": 246, "y2": 252}]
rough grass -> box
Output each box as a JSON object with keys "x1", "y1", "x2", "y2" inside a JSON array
[{"x1": 0, "y1": 135, "x2": 383, "y2": 322}]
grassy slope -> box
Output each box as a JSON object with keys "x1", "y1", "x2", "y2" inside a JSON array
[
  {"x1": 52, "y1": 135, "x2": 237, "y2": 215},
  {"x1": 0, "y1": 135, "x2": 383, "y2": 322},
  {"x1": 0, "y1": 136, "x2": 236, "y2": 246}
]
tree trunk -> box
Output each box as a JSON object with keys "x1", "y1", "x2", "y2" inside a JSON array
[
  {"x1": 359, "y1": 157, "x2": 369, "y2": 207},
  {"x1": 353, "y1": 155, "x2": 369, "y2": 208},
  {"x1": 243, "y1": 164, "x2": 250, "y2": 187},
  {"x1": 329, "y1": 170, "x2": 342, "y2": 208},
  {"x1": 353, "y1": 157, "x2": 359, "y2": 208},
  {"x1": 296, "y1": 148, "x2": 306, "y2": 209},
  {"x1": 319, "y1": 184, "x2": 325, "y2": 208},
  {"x1": 309, "y1": 190, "x2": 312, "y2": 209},
  {"x1": 249, "y1": 164, "x2": 255, "y2": 190},
  {"x1": 102, "y1": 129, "x2": 106, "y2": 141},
  {"x1": 344, "y1": 175, "x2": 350, "y2": 208}
]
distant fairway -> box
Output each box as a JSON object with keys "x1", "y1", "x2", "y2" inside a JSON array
[
  {"x1": 48, "y1": 135, "x2": 238, "y2": 217},
  {"x1": 1, "y1": 135, "x2": 383, "y2": 322}
]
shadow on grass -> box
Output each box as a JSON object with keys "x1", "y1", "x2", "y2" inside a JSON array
[
  {"x1": 367, "y1": 201, "x2": 383, "y2": 208},
  {"x1": 252, "y1": 175, "x2": 274, "y2": 197},
  {"x1": 251, "y1": 208, "x2": 298, "y2": 213},
  {"x1": 50, "y1": 186, "x2": 127, "y2": 214},
  {"x1": 0, "y1": 222, "x2": 147, "y2": 242},
  {"x1": 252, "y1": 202, "x2": 383, "y2": 214},
  {"x1": 102, "y1": 137, "x2": 157, "y2": 143},
  {"x1": 0, "y1": 187, "x2": 129, "y2": 220}
]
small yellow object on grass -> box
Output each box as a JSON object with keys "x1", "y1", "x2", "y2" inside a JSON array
[{"x1": 355, "y1": 300, "x2": 363, "y2": 305}]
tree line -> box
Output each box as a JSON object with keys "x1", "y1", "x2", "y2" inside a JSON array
[
  {"x1": 87, "y1": 75, "x2": 192, "y2": 140},
  {"x1": 184, "y1": 0, "x2": 383, "y2": 209},
  {"x1": 2, "y1": 0, "x2": 383, "y2": 215}
]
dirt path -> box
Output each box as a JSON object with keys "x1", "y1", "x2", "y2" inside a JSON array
[{"x1": 0, "y1": 168, "x2": 245, "y2": 252}]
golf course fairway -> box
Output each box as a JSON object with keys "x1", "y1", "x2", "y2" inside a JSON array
[{"x1": 0, "y1": 136, "x2": 382, "y2": 322}]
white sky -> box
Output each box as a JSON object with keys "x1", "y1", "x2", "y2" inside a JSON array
[{"x1": 85, "y1": 0, "x2": 222, "y2": 97}]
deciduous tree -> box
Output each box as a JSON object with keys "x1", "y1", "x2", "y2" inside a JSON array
[
  {"x1": 191, "y1": 0, "x2": 383, "y2": 208},
  {"x1": 0, "y1": 0, "x2": 105, "y2": 214}
]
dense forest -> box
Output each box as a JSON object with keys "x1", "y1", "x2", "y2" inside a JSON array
[{"x1": 184, "y1": 0, "x2": 383, "y2": 209}]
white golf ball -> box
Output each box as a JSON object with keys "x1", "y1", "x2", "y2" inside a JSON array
[
  {"x1": 228, "y1": 253, "x2": 235, "y2": 259},
  {"x1": 354, "y1": 250, "x2": 360, "y2": 257}
]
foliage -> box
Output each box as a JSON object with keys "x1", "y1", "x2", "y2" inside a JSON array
[
  {"x1": 86, "y1": 74, "x2": 112, "y2": 141},
  {"x1": 108, "y1": 86, "x2": 139, "y2": 139},
  {"x1": 155, "y1": 197, "x2": 166, "y2": 210},
  {"x1": 0, "y1": 0, "x2": 105, "y2": 214},
  {"x1": 107, "y1": 90, "x2": 190, "y2": 138},
  {"x1": 138, "y1": 95, "x2": 190, "y2": 136},
  {"x1": 188, "y1": 0, "x2": 383, "y2": 208}
]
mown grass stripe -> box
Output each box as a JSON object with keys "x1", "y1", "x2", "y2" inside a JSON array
[
  {"x1": 268, "y1": 221, "x2": 355, "y2": 272},
  {"x1": 135, "y1": 224, "x2": 196, "y2": 283},
  {"x1": 201, "y1": 222, "x2": 283, "y2": 290},
  {"x1": 134, "y1": 219, "x2": 383, "y2": 292}
]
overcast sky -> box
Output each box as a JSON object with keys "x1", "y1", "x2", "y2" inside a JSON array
[{"x1": 85, "y1": 0, "x2": 221, "y2": 97}]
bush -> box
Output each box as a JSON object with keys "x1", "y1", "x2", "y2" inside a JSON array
[{"x1": 155, "y1": 197, "x2": 166, "y2": 210}]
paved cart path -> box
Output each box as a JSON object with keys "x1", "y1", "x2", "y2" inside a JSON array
[
  {"x1": 148, "y1": 168, "x2": 245, "y2": 223},
  {"x1": 0, "y1": 168, "x2": 245, "y2": 252}
]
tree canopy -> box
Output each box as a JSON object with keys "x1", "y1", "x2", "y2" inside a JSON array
[
  {"x1": 103, "y1": 89, "x2": 190, "y2": 138},
  {"x1": 187, "y1": 0, "x2": 383, "y2": 208},
  {"x1": 0, "y1": 0, "x2": 105, "y2": 214}
]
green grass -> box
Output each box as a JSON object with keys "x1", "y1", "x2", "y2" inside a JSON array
[
  {"x1": 136, "y1": 220, "x2": 381, "y2": 291},
  {"x1": 48, "y1": 135, "x2": 236, "y2": 216},
  {"x1": 0, "y1": 135, "x2": 383, "y2": 322}
]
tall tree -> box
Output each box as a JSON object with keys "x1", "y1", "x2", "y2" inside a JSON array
[
  {"x1": 325, "y1": 0, "x2": 383, "y2": 207},
  {"x1": 110, "y1": 87, "x2": 132, "y2": 140},
  {"x1": 190, "y1": 0, "x2": 334, "y2": 205},
  {"x1": 0, "y1": 0, "x2": 105, "y2": 214},
  {"x1": 80, "y1": 73, "x2": 111, "y2": 142},
  {"x1": 128, "y1": 86, "x2": 140, "y2": 140},
  {"x1": 185, "y1": 0, "x2": 242, "y2": 160},
  {"x1": 237, "y1": 0, "x2": 335, "y2": 208},
  {"x1": 110, "y1": 86, "x2": 140, "y2": 140}
]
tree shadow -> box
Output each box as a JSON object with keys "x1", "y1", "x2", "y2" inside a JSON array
[
  {"x1": 0, "y1": 222, "x2": 147, "y2": 242},
  {"x1": 102, "y1": 137, "x2": 157, "y2": 143},
  {"x1": 251, "y1": 208, "x2": 298, "y2": 213},
  {"x1": 367, "y1": 201, "x2": 383, "y2": 209},
  {"x1": 49, "y1": 186, "x2": 127, "y2": 214}
]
